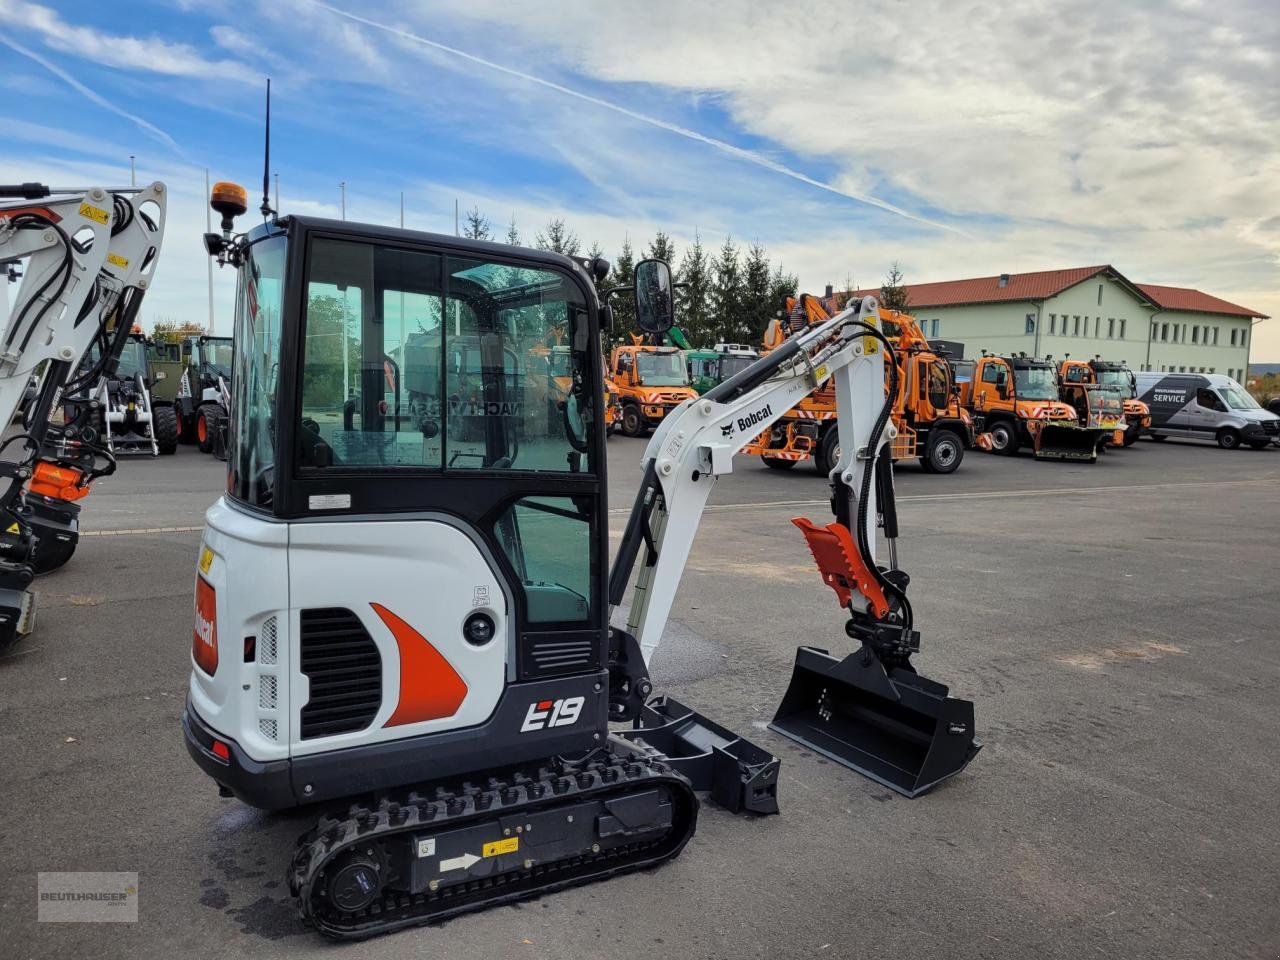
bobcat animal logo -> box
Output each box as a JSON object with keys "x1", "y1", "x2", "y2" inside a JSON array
[{"x1": 720, "y1": 423, "x2": 734, "y2": 438}]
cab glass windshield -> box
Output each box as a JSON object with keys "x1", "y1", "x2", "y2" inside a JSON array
[
  {"x1": 636, "y1": 350, "x2": 688, "y2": 386},
  {"x1": 1221, "y1": 384, "x2": 1260, "y2": 410},
  {"x1": 1014, "y1": 365, "x2": 1058, "y2": 400},
  {"x1": 228, "y1": 234, "x2": 287, "y2": 508},
  {"x1": 1096, "y1": 368, "x2": 1135, "y2": 396},
  {"x1": 204, "y1": 340, "x2": 234, "y2": 380},
  {"x1": 719, "y1": 355, "x2": 755, "y2": 379}
]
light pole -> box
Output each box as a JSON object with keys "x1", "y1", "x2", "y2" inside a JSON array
[
  {"x1": 339, "y1": 181, "x2": 346, "y2": 220},
  {"x1": 274, "y1": 172, "x2": 279, "y2": 213},
  {"x1": 204, "y1": 169, "x2": 215, "y2": 335},
  {"x1": 129, "y1": 155, "x2": 136, "y2": 187}
]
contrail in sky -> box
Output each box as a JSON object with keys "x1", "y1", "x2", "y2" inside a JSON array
[
  {"x1": 0, "y1": 33, "x2": 192, "y2": 162},
  {"x1": 307, "y1": 1, "x2": 961, "y2": 235}
]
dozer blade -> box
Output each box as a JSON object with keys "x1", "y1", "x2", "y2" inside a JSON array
[
  {"x1": 770, "y1": 646, "x2": 980, "y2": 797},
  {"x1": 1034, "y1": 425, "x2": 1104, "y2": 462}
]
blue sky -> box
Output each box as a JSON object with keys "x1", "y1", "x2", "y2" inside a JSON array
[{"x1": 2, "y1": 0, "x2": 1277, "y2": 356}]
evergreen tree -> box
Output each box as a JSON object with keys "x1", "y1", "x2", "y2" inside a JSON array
[
  {"x1": 645, "y1": 232, "x2": 677, "y2": 267},
  {"x1": 609, "y1": 237, "x2": 636, "y2": 337},
  {"x1": 742, "y1": 242, "x2": 773, "y2": 343},
  {"x1": 535, "y1": 218, "x2": 580, "y2": 256},
  {"x1": 676, "y1": 232, "x2": 711, "y2": 347},
  {"x1": 880, "y1": 261, "x2": 910, "y2": 312},
  {"x1": 710, "y1": 235, "x2": 743, "y2": 344},
  {"x1": 585, "y1": 241, "x2": 609, "y2": 295},
  {"x1": 768, "y1": 264, "x2": 799, "y2": 326},
  {"x1": 505, "y1": 214, "x2": 520, "y2": 246},
  {"x1": 462, "y1": 205, "x2": 492, "y2": 241}
]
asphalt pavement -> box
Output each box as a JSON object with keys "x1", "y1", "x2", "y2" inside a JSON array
[{"x1": 1, "y1": 435, "x2": 1278, "y2": 959}]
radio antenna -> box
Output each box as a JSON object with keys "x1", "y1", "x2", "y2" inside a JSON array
[{"x1": 260, "y1": 78, "x2": 273, "y2": 219}]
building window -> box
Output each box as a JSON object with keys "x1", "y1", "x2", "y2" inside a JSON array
[
  {"x1": 1230, "y1": 329, "x2": 1237, "y2": 346},
  {"x1": 1073, "y1": 316, "x2": 1081, "y2": 336},
  {"x1": 1213, "y1": 326, "x2": 1219, "y2": 345},
  {"x1": 1242, "y1": 329, "x2": 1248, "y2": 348},
  {"x1": 1093, "y1": 317, "x2": 1099, "y2": 338},
  {"x1": 1107, "y1": 318, "x2": 1115, "y2": 338},
  {"x1": 1209, "y1": 367, "x2": 1215, "y2": 373},
  {"x1": 1192, "y1": 325, "x2": 1199, "y2": 344},
  {"x1": 1049, "y1": 314, "x2": 1056, "y2": 335},
  {"x1": 1025, "y1": 314, "x2": 1036, "y2": 335},
  {"x1": 1120, "y1": 318, "x2": 1126, "y2": 339},
  {"x1": 1097, "y1": 283, "x2": 1103, "y2": 305},
  {"x1": 930, "y1": 318, "x2": 940, "y2": 337},
  {"x1": 1161, "y1": 322, "x2": 1169, "y2": 341}
]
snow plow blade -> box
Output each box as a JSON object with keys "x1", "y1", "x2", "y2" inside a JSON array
[
  {"x1": 769, "y1": 645, "x2": 980, "y2": 797},
  {"x1": 1034, "y1": 425, "x2": 1106, "y2": 462}
]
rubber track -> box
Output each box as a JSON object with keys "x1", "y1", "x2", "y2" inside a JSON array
[{"x1": 289, "y1": 748, "x2": 698, "y2": 940}]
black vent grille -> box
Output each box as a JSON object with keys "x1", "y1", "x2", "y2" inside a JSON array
[
  {"x1": 299, "y1": 608, "x2": 382, "y2": 740},
  {"x1": 520, "y1": 630, "x2": 600, "y2": 679}
]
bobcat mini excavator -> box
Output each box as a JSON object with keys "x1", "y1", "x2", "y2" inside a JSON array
[
  {"x1": 0, "y1": 180, "x2": 167, "y2": 644},
  {"x1": 184, "y1": 190, "x2": 979, "y2": 939}
]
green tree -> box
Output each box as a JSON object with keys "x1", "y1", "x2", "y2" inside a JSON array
[
  {"x1": 462, "y1": 205, "x2": 492, "y2": 241},
  {"x1": 609, "y1": 237, "x2": 636, "y2": 337},
  {"x1": 677, "y1": 232, "x2": 711, "y2": 347},
  {"x1": 710, "y1": 235, "x2": 743, "y2": 344},
  {"x1": 645, "y1": 232, "x2": 677, "y2": 267},
  {"x1": 768, "y1": 264, "x2": 799, "y2": 323},
  {"x1": 880, "y1": 261, "x2": 910, "y2": 312},
  {"x1": 585, "y1": 240, "x2": 610, "y2": 295},
  {"x1": 535, "y1": 218, "x2": 580, "y2": 256},
  {"x1": 741, "y1": 242, "x2": 773, "y2": 343},
  {"x1": 151, "y1": 319, "x2": 207, "y2": 344},
  {"x1": 505, "y1": 214, "x2": 520, "y2": 246}
]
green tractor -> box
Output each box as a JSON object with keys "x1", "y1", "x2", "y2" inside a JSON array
[{"x1": 686, "y1": 343, "x2": 760, "y2": 395}]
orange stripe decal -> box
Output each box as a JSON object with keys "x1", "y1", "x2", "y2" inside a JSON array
[{"x1": 371, "y1": 602, "x2": 468, "y2": 727}]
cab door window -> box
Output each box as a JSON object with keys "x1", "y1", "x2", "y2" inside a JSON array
[{"x1": 1196, "y1": 388, "x2": 1225, "y2": 412}]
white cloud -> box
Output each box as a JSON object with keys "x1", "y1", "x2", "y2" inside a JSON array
[{"x1": 0, "y1": 0, "x2": 258, "y2": 82}]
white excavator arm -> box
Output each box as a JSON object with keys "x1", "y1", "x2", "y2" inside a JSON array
[
  {"x1": 0, "y1": 182, "x2": 167, "y2": 433},
  {"x1": 609, "y1": 296, "x2": 896, "y2": 664}
]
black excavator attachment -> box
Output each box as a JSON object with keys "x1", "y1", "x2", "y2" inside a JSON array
[
  {"x1": 773, "y1": 503, "x2": 979, "y2": 797},
  {"x1": 617, "y1": 695, "x2": 780, "y2": 814},
  {"x1": 770, "y1": 645, "x2": 979, "y2": 797}
]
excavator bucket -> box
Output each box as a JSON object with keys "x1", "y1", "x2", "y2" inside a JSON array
[
  {"x1": 770, "y1": 646, "x2": 980, "y2": 797},
  {"x1": 772, "y1": 516, "x2": 980, "y2": 797},
  {"x1": 1033, "y1": 424, "x2": 1104, "y2": 462}
]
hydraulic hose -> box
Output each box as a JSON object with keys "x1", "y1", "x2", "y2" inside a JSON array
[{"x1": 841, "y1": 318, "x2": 913, "y2": 630}]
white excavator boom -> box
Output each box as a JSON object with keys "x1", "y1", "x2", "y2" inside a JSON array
[
  {"x1": 0, "y1": 183, "x2": 168, "y2": 433},
  {"x1": 613, "y1": 296, "x2": 892, "y2": 663}
]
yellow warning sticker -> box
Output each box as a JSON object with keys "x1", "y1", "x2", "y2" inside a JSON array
[
  {"x1": 5, "y1": 522, "x2": 20, "y2": 535},
  {"x1": 107, "y1": 253, "x2": 129, "y2": 269},
  {"x1": 813, "y1": 364, "x2": 829, "y2": 381},
  {"x1": 79, "y1": 202, "x2": 109, "y2": 225},
  {"x1": 198, "y1": 546, "x2": 214, "y2": 575},
  {"x1": 482, "y1": 836, "x2": 519, "y2": 858}
]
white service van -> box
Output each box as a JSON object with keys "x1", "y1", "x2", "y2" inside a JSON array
[{"x1": 1133, "y1": 372, "x2": 1279, "y2": 449}]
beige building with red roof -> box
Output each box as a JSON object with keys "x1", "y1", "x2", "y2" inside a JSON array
[{"x1": 835, "y1": 266, "x2": 1267, "y2": 382}]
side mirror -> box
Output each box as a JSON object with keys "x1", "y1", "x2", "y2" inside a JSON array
[{"x1": 633, "y1": 259, "x2": 675, "y2": 335}]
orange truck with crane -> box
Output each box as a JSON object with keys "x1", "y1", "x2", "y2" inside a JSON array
[
  {"x1": 744, "y1": 294, "x2": 981, "y2": 474},
  {"x1": 954, "y1": 353, "x2": 1116, "y2": 462},
  {"x1": 1057, "y1": 356, "x2": 1150, "y2": 445}
]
